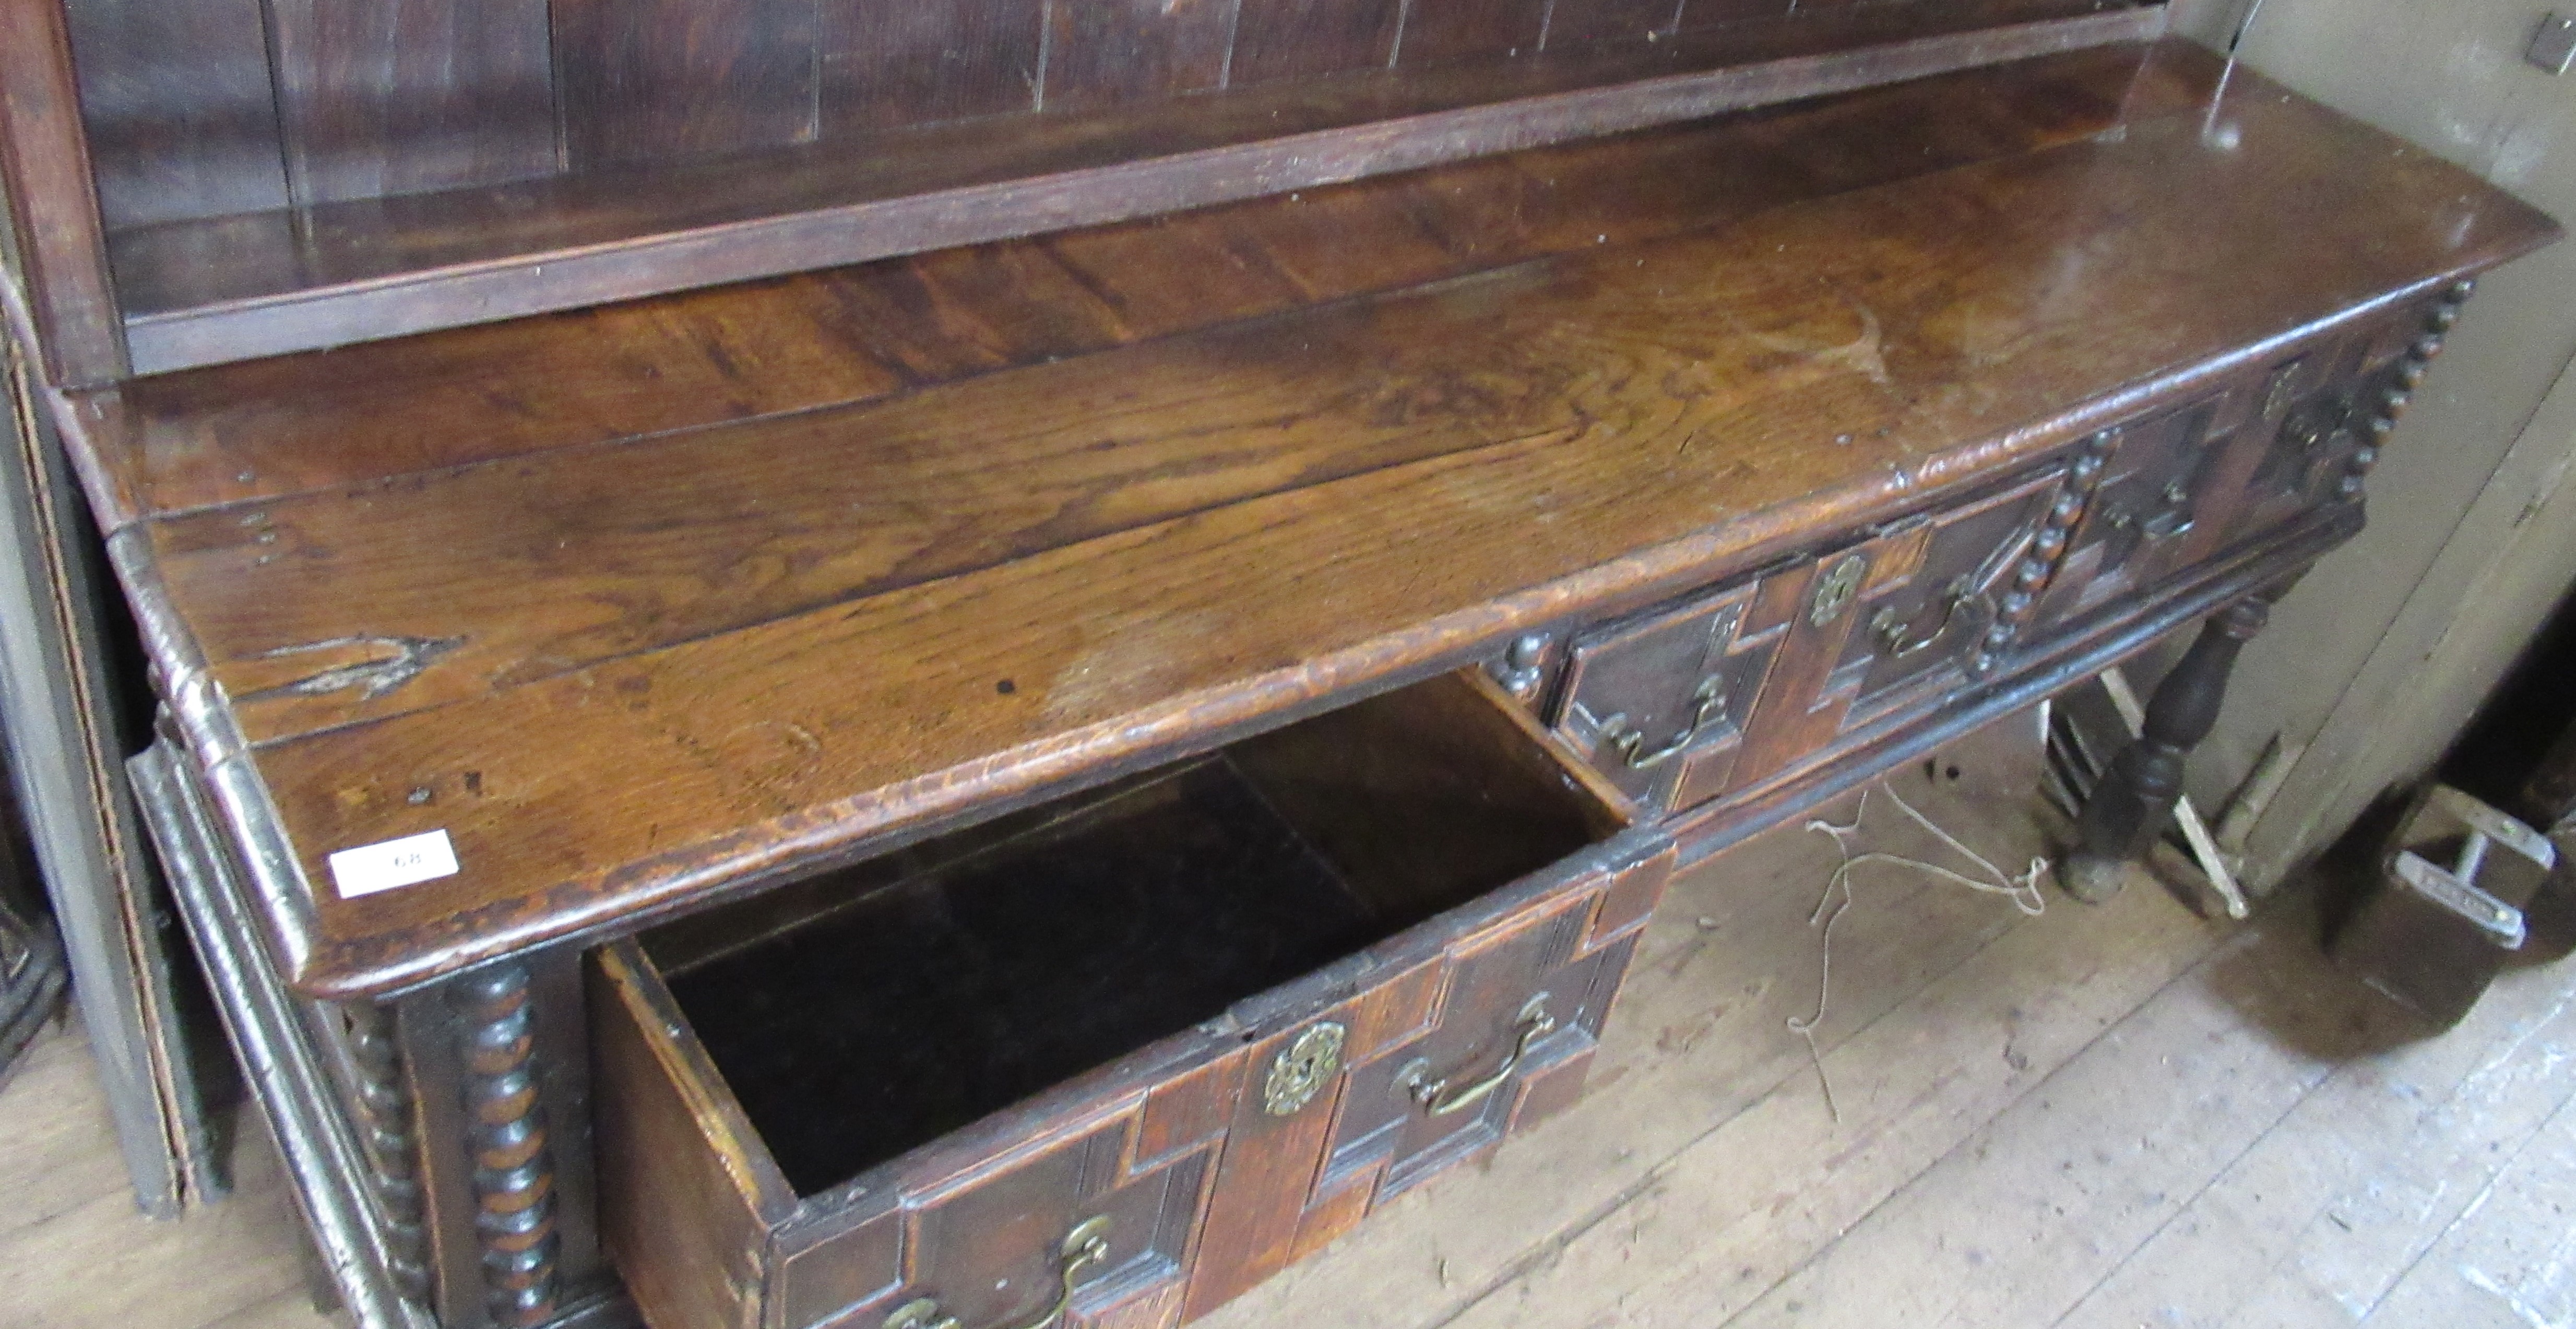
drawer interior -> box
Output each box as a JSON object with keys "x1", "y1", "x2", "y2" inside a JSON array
[{"x1": 633, "y1": 669, "x2": 1626, "y2": 1197}]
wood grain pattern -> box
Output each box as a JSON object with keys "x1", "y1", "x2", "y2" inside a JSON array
[
  {"x1": 589, "y1": 945, "x2": 791, "y2": 1329},
  {"x1": 74, "y1": 40, "x2": 2182, "y2": 528},
  {"x1": 267, "y1": 0, "x2": 559, "y2": 207},
  {"x1": 1231, "y1": 0, "x2": 1408, "y2": 85},
  {"x1": 1399, "y1": 0, "x2": 1551, "y2": 64},
  {"x1": 147, "y1": 70, "x2": 2548, "y2": 747},
  {"x1": 1547, "y1": 0, "x2": 1685, "y2": 48},
  {"x1": 1674, "y1": 0, "x2": 1795, "y2": 31},
  {"x1": 59, "y1": 0, "x2": 289, "y2": 230},
  {"x1": 553, "y1": 0, "x2": 819, "y2": 167},
  {"x1": 1042, "y1": 0, "x2": 1243, "y2": 112},
  {"x1": 823, "y1": 0, "x2": 1044, "y2": 133},
  {"x1": 104, "y1": 0, "x2": 2154, "y2": 375},
  {"x1": 80, "y1": 42, "x2": 2561, "y2": 1012},
  {"x1": 0, "y1": 0, "x2": 126, "y2": 384},
  {"x1": 591, "y1": 676, "x2": 1659, "y2": 1329},
  {"x1": 152, "y1": 66, "x2": 2547, "y2": 998}
]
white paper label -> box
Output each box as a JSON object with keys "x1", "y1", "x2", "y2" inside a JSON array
[{"x1": 328, "y1": 830, "x2": 459, "y2": 898}]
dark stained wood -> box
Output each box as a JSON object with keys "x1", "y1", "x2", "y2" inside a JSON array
[
  {"x1": 1231, "y1": 0, "x2": 1407, "y2": 85},
  {"x1": 1547, "y1": 0, "x2": 1685, "y2": 48},
  {"x1": 822, "y1": 0, "x2": 1044, "y2": 133},
  {"x1": 0, "y1": 0, "x2": 126, "y2": 384},
  {"x1": 589, "y1": 945, "x2": 793, "y2": 1329},
  {"x1": 87, "y1": 43, "x2": 2559, "y2": 998},
  {"x1": 1399, "y1": 0, "x2": 1551, "y2": 65},
  {"x1": 552, "y1": 0, "x2": 820, "y2": 168},
  {"x1": 339, "y1": 1002, "x2": 432, "y2": 1302},
  {"x1": 1042, "y1": 0, "x2": 1242, "y2": 112},
  {"x1": 70, "y1": 38, "x2": 2182, "y2": 529},
  {"x1": 58, "y1": 0, "x2": 290, "y2": 230},
  {"x1": 1664, "y1": 512, "x2": 2353, "y2": 873},
  {"x1": 81, "y1": 29, "x2": 2571, "y2": 1329},
  {"x1": 105, "y1": 1, "x2": 2159, "y2": 375},
  {"x1": 2061, "y1": 586, "x2": 2283, "y2": 901},
  {"x1": 587, "y1": 670, "x2": 1663, "y2": 1329},
  {"x1": 449, "y1": 963, "x2": 564, "y2": 1326},
  {"x1": 1553, "y1": 577, "x2": 1774, "y2": 810},
  {"x1": 1675, "y1": 0, "x2": 1795, "y2": 30},
  {"x1": 267, "y1": 0, "x2": 559, "y2": 207}
]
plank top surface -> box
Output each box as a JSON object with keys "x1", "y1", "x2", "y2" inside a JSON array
[{"x1": 60, "y1": 40, "x2": 2558, "y2": 995}]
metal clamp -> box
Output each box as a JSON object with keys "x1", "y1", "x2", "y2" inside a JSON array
[
  {"x1": 884, "y1": 1216, "x2": 1113, "y2": 1329},
  {"x1": 1598, "y1": 677, "x2": 1726, "y2": 771},
  {"x1": 1396, "y1": 996, "x2": 1557, "y2": 1118}
]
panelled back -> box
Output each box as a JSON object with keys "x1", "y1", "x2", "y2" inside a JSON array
[{"x1": 61, "y1": 0, "x2": 2093, "y2": 233}]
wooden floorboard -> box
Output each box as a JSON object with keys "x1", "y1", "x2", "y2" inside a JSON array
[
  {"x1": 0, "y1": 1022, "x2": 324, "y2": 1329},
  {"x1": 1, "y1": 709, "x2": 2568, "y2": 1329}
]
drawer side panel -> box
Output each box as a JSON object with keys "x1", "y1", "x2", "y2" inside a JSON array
[{"x1": 592, "y1": 944, "x2": 790, "y2": 1329}]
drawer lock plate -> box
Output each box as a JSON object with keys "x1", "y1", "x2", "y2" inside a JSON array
[
  {"x1": 1264, "y1": 1021, "x2": 1348, "y2": 1117},
  {"x1": 1811, "y1": 554, "x2": 1870, "y2": 627}
]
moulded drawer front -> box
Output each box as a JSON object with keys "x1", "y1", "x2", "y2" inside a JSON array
[
  {"x1": 773, "y1": 1098, "x2": 1224, "y2": 1329},
  {"x1": 588, "y1": 669, "x2": 1675, "y2": 1329},
  {"x1": 1553, "y1": 577, "x2": 1786, "y2": 811},
  {"x1": 1180, "y1": 837, "x2": 1671, "y2": 1318},
  {"x1": 2036, "y1": 301, "x2": 2440, "y2": 635}
]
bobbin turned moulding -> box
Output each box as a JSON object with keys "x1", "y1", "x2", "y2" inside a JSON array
[{"x1": 58, "y1": 26, "x2": 2559, "y2": 1329}]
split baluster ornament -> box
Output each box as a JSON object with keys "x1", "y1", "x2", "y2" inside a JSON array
[
  {"x1": 1971, "y1": 431, "x2": 2116, "y2": 679},
  {"x1": 451, "y1": 965, "x2": 561, "y2": 1327},
  {"x1": 2344, "y1": 278, "x2": 2476, "y2": 501},
  {"x1": 2057, "y1": 279, "x2": 2476, "y2": 904},
  {"x1": 344, "y1": 1002, "x2": 432, "y2": 1303}
]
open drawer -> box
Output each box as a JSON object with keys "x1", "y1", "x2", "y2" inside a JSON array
[{"x1": 592, "y1": 669, "x2": 1674, "y2": 1329}]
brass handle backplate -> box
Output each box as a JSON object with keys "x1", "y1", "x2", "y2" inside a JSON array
[
  {"x1": 1597, "y1": 676, "x2": 1727, "y2": 772},
  {"x1": 884, "y1": 1216, "x2": 1113, "y2": 1329},
  {"x1": 1871, "y1": 576, "x2": 1981, "y2": 661},
  {"x1": 1396, "y1": 996, "x2": 1557, "y2": 1118}
]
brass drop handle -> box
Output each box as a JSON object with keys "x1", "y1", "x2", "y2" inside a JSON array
[
  {"x1": 1397, "y1": 996, "x2": 1556, "y2": 1118},
  {"x1": 1870, "y1": 576, "x2": 1982, "y2": 661},
  {"x1": 884, "y1": 1216, "x2": 1113, "y2": 1329},
  {"x1": 1600, "y1": 677, "x2": 1727, "y2": 771},
  {"x1": 2140, "y1": 480, "x2": 2196, "y2": 541}
]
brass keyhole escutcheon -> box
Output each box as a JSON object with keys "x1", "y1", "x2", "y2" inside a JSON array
[
  {"x1": 1810, "y1": 554, "x2": 1870, "y2": 628},
  {"x1": 1263, "y1": 1021, "x2": 1347, "y2": 1117}
]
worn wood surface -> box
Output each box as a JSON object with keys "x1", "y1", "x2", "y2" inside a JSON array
[
  {"x1": 0, "y1": 0, "x2": 126, "y2": 384},
  {"x1": 66, "y1": 0, "x2": 2118, "y2": 233},
  {"x1": 99, "y1": 2, "x2": 2154, "y2": 374},
  {"x1": 63, "y1": 40, "x2": 2555, "y2": 998},
  {"x1": 591, "y1": 669, "x2": 1665, "y2": 1329},
  {"x1": 11, "y1": 718, "x2": 2563, "y2": 1329},
  {"x1": 67, "y1": 40, "x2": 2178, "y2": 529},
  {"x1": 553, "y1": 0, "x2": 820, "y2": 167},
  {"x1": 266, "y1": 0, "x2": 559, "y2": 208},
  {"x1": 56, "y1": 0, "x2": 288, "y2": 231}
]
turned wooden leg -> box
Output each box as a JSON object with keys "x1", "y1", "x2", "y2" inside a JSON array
[{"x1": 2061, "y1": 588, "x2": 2282, "y2": 903}]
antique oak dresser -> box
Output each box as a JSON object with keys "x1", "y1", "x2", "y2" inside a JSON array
[{"x1": 0, "y1": 1, "x2": 2558, "y2": 1327}]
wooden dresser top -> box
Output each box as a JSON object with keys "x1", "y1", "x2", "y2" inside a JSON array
[{"x1": 54, "y1": 41, "x2": 2556, "y2": 995}]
